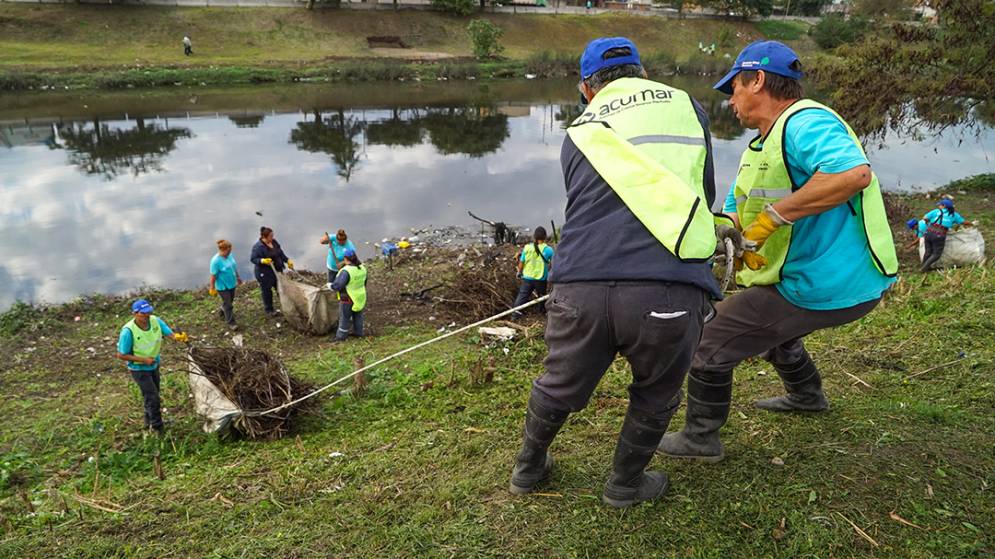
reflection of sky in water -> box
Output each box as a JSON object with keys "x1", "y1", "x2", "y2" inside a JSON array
[{"x1": 0, "y1": 89, "x2": 991, "y2": 309}]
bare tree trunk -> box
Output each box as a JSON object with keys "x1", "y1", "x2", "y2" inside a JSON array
[{"x1": 307, "y1": 0, "x2": 316, "y2": 10}]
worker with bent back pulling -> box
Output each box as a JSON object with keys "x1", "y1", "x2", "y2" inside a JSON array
[
  {"x1": 512, "y1": 226, "x2": 554, "y2": 317},
  {"x1": 115, "y1": 299, "x2": 189, "y2": 435},
  {"x1": 331, "y1": 249, "x2": 367, "y2": 342}
]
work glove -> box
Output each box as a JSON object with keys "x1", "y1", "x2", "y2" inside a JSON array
[
  {"x1": 515, "y1": 271, "x2": 523, "y2": 280},
  {"x1": 742, "y1": 204, "x2": 792, "y2": 249},
  {"x1": 260, "y1": 258, "x2": 273, "y2": 265},
  {"x1": 287, "y1": 259, "x2": 295, "y2": 270},
  {"x1": 209, "y1": 287, "x2": 218, "y2": 297},
  {"x1": 714, "y1": 224, "x2": 756, "y2": 257},
  {"x1": 734, "y1": 251, "x2": 768, "y2": 271},
  {"x1": 174, "y1": 332, "x2": 189, "y2": 343}
]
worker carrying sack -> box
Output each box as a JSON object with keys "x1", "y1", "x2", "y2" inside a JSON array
[
  {"x1": 918, "y1": 227, "x2": 986, "y2": 268},
  {"x1": 274, "y1": 270, "x2": 339, "y2": 335}
]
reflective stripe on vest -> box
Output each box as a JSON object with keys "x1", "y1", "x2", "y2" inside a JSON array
[
  {"x1": 124, "y1": 316, "x2": 162, "y2": 363},
  {"x1": 733, "y1": 99, "x2": 899, "y2": 287},
  {"x1": 341, "y1": 265, "x2": 368, "y2": 312},
  {"x1": 521, "y1": 243, "x2": 550, "y2": 280},
  {"x1": 566, "y1": 77, "x2": 715, "y2": 261}
]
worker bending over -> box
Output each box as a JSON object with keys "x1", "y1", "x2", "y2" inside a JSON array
[
  {"x1": 331, "y1": 249, "x2": 368, "y2": 342},
  {"x1": 659, "y1": 41, "x2": 898, "y2": 463},
  {"x1": 509, "y1": 37, "x2": 723, "y2": 507},
  {"x1": 115, "y1": 299, "x2": 188, "y2": 434},
  {"x1": 512, "y1": 226, "x2": 554, "y2": 317}
]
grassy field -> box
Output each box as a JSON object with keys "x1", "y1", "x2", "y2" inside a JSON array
[
  {"x1": 0, "y1": 5, "x2": 815, "y2": 90},
  {"x1": 0, "y1": 181, "x2": 993, "y2": 557}
]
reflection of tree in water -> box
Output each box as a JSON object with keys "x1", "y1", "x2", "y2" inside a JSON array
[
  {"x1": 422, "y1": 107, "x2": 509, "y2": 158},
  {"x1": 365, "y1": 108, "x2": 423, "y2": 147},
  {"x1": 700, "y1": 97, "x2": 744, "y2": 141},
  {"x1": 290, "y1": 110, "x2": 364, "y2": 181},
  {"x1": 554, "y1": 104, "x2": 584, "y2": 128},
  {"x1": 229, "y1": 115, "x2": 266, "y2": 128},
  {"x1": 55, "y1": 118, "x2": 192, "y2": 180}
]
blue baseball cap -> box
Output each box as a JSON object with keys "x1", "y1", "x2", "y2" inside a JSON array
[
  {"x1": 714, "y1": 40, "x2": 803, "y2": 95},
  {"x1": 343, "y1": 248, "x2": 356, "y2": 259},
  {"x1": 938, "y1": 199, "x2": 954, "y2": 209},
  {"x1": 580, "y1": 37, "x2": 641, "y2": 80},
  {"x1": 131, "y1": 299, "x2": 154, "y2": 314},
  {"x1": 906, "y1": 219, "x2": 919, "y2": 230}
]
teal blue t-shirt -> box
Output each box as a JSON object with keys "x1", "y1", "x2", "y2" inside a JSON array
[
  {"x1": 326, "y1": 239, "x2": 357, "y2": 270},
  {"x1": 923, "y1": 208, "x2": 965, "y2": 230},
  {"x1": 724, "y1": 109, "x2": 896, "y2": 310},
  {"x1": 520, "y1": 244, "x2": 555, "y2": 281},
  {"x1": 210, "y1": 253, "x2": 239, "y2": 291},
  {"x1": 117, "y1": 317, "x2": 173, "y2": 371}
]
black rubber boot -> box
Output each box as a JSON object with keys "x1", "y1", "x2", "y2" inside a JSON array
[
  {"x1": 509, "y1": 398, "x2": 569, "y2": 495},
  {"x1": 657, "y1": 370, "x2": 732, "y2": 463},
  {"x1": 602, "y1": 401, "x2": 677, "y2": 508},
  {"x1": 755, "y1": 352, "x2": 829, "y2": 412}
]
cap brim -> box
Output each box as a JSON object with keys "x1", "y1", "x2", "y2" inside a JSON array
[{"x1": 713, "y1": 68, "x2": 740, "y2": 95}]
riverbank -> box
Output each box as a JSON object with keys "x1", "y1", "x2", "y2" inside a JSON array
[
  {"x1": 1, "y1": 179, "x2": 992, "y2": 557},
  {"x1": 0, "y1": 5, "x2": 814, "y2": 91}
]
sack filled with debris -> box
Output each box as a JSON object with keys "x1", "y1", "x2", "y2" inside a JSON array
[
  {"x1": 274, "y1": 270, "x2": 339, "y2": 335},
  {"x1": 187, "y1": 347, "x2": 317, "y2": 439},
  {"x1": 919, "y1": 227, "x2": 986, "y2": 268}
]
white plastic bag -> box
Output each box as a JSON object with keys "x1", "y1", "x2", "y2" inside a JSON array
[
  {"x1": 919, "y1": 227, "x2": 986, "y2": 267},
  {"x1": 274, "y1": 271, "x2": 339, "y2": 335}
]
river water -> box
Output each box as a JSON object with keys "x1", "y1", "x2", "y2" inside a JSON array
[{"x1": 1, "y1": 78, "x2": 991, "y2": 309}]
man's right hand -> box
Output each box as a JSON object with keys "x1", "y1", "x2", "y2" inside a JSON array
[{"x1": 715, "y1": 224, "x2": 756, "y2": 257}]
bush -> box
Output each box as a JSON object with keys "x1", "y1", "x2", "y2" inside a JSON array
[
  {"x1": 432, "y1": 0, "x2": 476, "y2": 16},
  {"x1": 525, "y1": 51, "x2": 575, "y2": 78},
  {"x1": 810, "y1": 14, "x2": 870, "y2": 49},
  {"x1": 467, "y1": 19, "x2": 504, "y2": 60},
  {"x1": 717, "y1": 25, "x2": 736, "y2": 48},
  {"x1": 756, "y1": 19, "x2": 808, "y2": 40},
  {"x1": 0, "y1": 301, "x2": 35, "y2": 338}
]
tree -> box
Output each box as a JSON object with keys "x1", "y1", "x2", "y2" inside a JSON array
[
  {"x1": 853, "y1": 0, "x2": 913, "y2": 19},
  {"x1": 703, "y1": 0, "x2": 774, "y2": 17},
  {"x1": 467, "y1": 19, "x2": 505, "y2": 60},
  {"x1": 788, "y1": 0, "x2": 831, "y2": 15},
  {"x1": 290, "y1": 110, "x2": 365, "y2": 181},
  {"x1": 366, "y1": 109, "x2": 424, "y2": 147},
  {"x1": 810, "y1": 0, "x2": 994, "y2": 140},
  {"x1": 55, "y1": 118, "x2": 192, "y2": 180},
  {"x1": 809, "y1": 14, "x2": 870, "y2": 49},
  {"x1": 423, "y1": 107, "x2": 509, "y2": 157},
  {"x1": 432, "y1": 0, "x2": 476, "y2": 16}
]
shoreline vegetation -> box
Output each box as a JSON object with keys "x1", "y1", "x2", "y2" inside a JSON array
[
  {"x1": 0, "y1": 6, "x2": 815, "y2": 91},
  {"x1": 0, "y1": 179, "x2": 992, "y2": 557}
]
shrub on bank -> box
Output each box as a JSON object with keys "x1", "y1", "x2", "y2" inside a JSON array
[
  {"x1": 525, "y1": 51, "x2": 575, "y2": 78},
  {"x1": 810, "y1": 14, "x2": 870, "y2": 49}
]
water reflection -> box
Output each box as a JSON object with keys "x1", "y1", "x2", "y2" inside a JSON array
[
  {"x1": 0, "y1": 78, "x2": 991, "y2": 309},
  {"x1": 55, "y1": 118, "x2": 192, "y2": 180}
]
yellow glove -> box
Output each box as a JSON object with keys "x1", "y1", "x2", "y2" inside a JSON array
[
  {"x1": 209, "y1": 287, "x2": 218, "y2": 297},
  {"x1": 174, "y1": 332, "x2": 189, "y2": 343},
  {"x1": 261, "y1": 258, "x2": 273, "y2": 265},
  {"x1": 287, "y1": 259, "x2": 295, "y2": 270},
  {"x1": 734, "y1": 251, "x2": 768, "y2": 271},
  {"x1": 742, "y1": 204, "x2": 792, "y2": 249}
]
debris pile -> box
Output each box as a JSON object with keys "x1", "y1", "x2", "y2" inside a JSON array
[
  {"x1": 436, "y1": 245, "x2": 520, "y2": 320},
  {"x1": 187, "y1": 347, "x2": 317, "y2": 439}
]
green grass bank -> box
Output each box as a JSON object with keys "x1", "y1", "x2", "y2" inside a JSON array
[
  {"x1": 0, "y1": 5, "x2": 814, "y2": 91},
  {"x1": 0, "y1": 178, "x2": 992, "y2": 557}
]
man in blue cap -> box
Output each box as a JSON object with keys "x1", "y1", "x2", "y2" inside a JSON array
[
  {"x1": 330, "y1": 248, "x2": 368, "y2": 342},
  {"x1": 115, "y1": 299, "x2": 188, "y2": 434},
  {"x1": 658, "y1": 40, "x2": 898, "y2": 462},
  {"x1": 508, "y1": 37, "x2": 732, "y2": 507}
]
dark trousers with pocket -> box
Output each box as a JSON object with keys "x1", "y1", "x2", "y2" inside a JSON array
[
  {"x1": 530, "y1": 281, "x2": 710, "y2": 417},
  {"x1": 336, "y1": 302, "x2": 364, "y2": 340},
  {"x1": 218, "y1": 288, "x2": 236, "y2": 325},
  {"x1": 130, "y1": 367, "x2": 163, "y2": 430},
  {"x1": 921, "y1": 232, "x2": 947, "y2": 272},
  {"x1": 513, "y1": 279, "x2": 548, "y2": 312},
  {"x1": 258, "y1": 270, "x2": 277, "y2": 313}
]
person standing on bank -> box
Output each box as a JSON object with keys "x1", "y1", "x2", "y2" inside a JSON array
[
  {"x1": 512, "y1": 226, "x2": 554, "y2": 317},
  {"x1": 209, "y1": 239, "x2": 242, "y2": 330},
  {"x1": 920, "y1": 198, "x2": 966, "y2": 272},
  {"x1": 250, "y1": 226, "x2": 294, "y2": 317},
  {"x1": 115, "y1": 299, "x2": 189, "y2": 434},
  {"x1": 509, "y1": 37, "x2": 727, "y2": 508},
  {"x1": 320, "y1": 229, "x2": 356, "y2": 280},
  {"x1": 658, "y1": 40, "x2": 898, "y2": 463},
  {"x1": 183, "y1": 36, "x2": 193, "y2": 56},
  {"x1": 330, "y1": 249, "x2": 367, "y2": 342}
]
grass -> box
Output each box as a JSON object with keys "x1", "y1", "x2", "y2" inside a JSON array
[
  {"x1": 0, "y1": 181, "x2": 993, "y2": 556},
  {"x1": 755, "y1": 19, "x2": 810, "y2": 41},
  {"x1": 0, "y1": 5, "x2": 819, "y2": 90}
]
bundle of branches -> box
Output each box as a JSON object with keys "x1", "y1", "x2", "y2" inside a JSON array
[
  {"x1": 437, "y1": 245, "x2": 520, "y2": 321},
  {"x1": 188, "y1": 347, "x2": 318, "y2": 439}
]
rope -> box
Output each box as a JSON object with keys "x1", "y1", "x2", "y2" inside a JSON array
[{"x1": 243, "y1": 294, "x2": 550, "y2": 418}]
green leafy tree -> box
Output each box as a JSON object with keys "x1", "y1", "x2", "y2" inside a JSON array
[
  {"x1": 704, "y1": 0, "x2": 774, "y2": 17},
  {"x1": 290, "y1": 110, "x2": 365, "y2": 181},
  {"x1": 432, "y1": 0, "x2": 476, "y2": 16},
  {"x1": 467, "y1": 19, "x2": 504, "y2": 60},
  {"x1": 423, "y1": 107, "x2": 509, "y2": 157},
  {"x1": 55, "y1": 118, "x2": 192, "y2": 180},
  {"x1": 810, "y1": 0, "x2": 994, "y2": 139},
  {"x1": 810, "y1": 14, "x2": 870, "y2": 49},
  {"x1": 853, "y1": 0, "x2": 913, "y2": 19},
  {"x1": 787, "y1": 0, "x2": 831, "y2": 15}
]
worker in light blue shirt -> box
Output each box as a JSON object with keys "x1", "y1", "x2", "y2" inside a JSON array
[
  {"x1": 321, "y1": 229, "x2": 357, "y2": 282},
  {"x1": 920, "y1": 198, "x2": 967, "y2": 272},
  {"x1": 209, "y1": 239, "x2": 242, "y2": 330}
]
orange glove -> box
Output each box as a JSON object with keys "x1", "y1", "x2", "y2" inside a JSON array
[
  {"x1": 209, "y1": 287, "x2": 218, "y2": 297},
  {"x1": 738, "y1": 205, "x2": 792, "y2": 270}
]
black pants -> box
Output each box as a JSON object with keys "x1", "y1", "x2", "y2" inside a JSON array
[
  {"x1": 130, "y1": 367, "x2": 163, "y2": 430},
  {"x1": 513, "y1": 279, "x2": 548, "y2": 312},
  {"x1": 218, "y1": 288, "x2": 236, "y2": 325},
  {"x1": 184, "y1": 45, "x2": 192, "y2": 56},
  {"x1": 258, "y1": 270, "x2": 277, "y2": 313},
  {"x1": 531, "y1": 282, "x2": 710, "y2": 416},
  {"x1": 921, "y1": 232, "x2": 946, "y2": 271}
]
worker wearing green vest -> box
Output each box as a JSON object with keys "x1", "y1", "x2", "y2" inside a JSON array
[
  {"x1": 509, "y1": 37, "x2": 728, "y2": 508},
  {"x1": 511, "y1": 226, "x2": 554, "y2": 317},
  {"x1": 115, "y1": 299, "x2": 189, "y2": 434},
  {"x1": 659, "y1": 41, "x2": 898, "y2": 463},
  {"x1": 330, "y1": 249, "x2": 368, "y2": 342}
]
